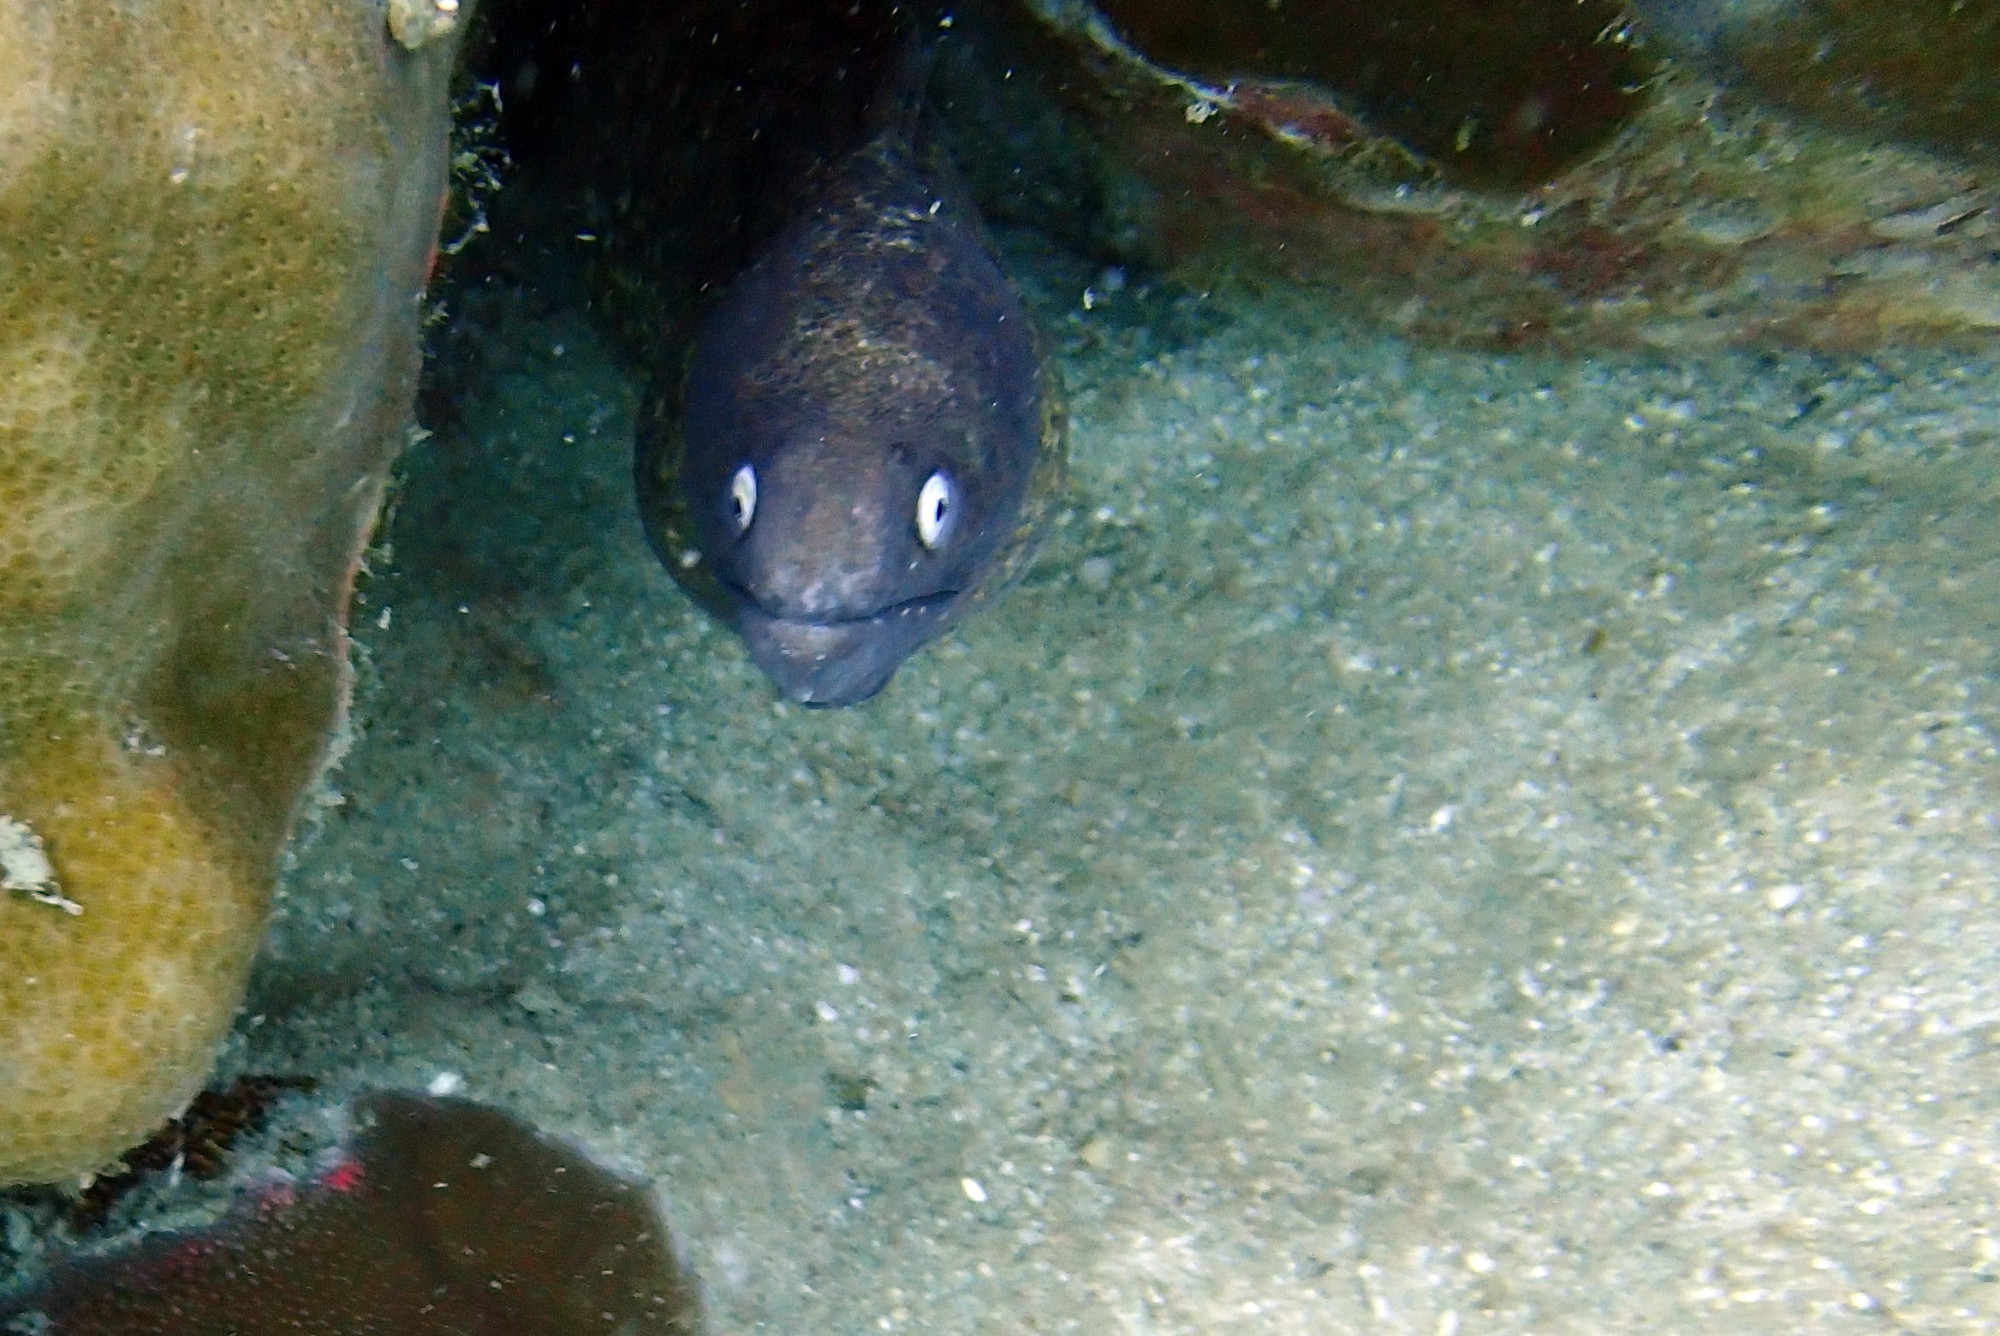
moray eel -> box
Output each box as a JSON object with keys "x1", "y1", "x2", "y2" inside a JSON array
[{"x1": 635, "y1": 50, "x2": 1066, "y2": 707}]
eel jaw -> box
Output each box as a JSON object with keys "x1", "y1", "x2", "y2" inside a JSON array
[{"x1": 728, "y1": 588, "x2": 962, "y2": 706}]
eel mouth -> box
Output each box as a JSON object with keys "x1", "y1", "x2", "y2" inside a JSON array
[{"x1": 722, "y1": 585, "x2": 964, "y2": 706}]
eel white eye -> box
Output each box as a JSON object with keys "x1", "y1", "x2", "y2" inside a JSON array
[
  {"x1": 728, "y1": 464, "x2": 757, "y2": 533},
  {"x1": 916, "y1": 470, "x2": 953, "y2": 549}
]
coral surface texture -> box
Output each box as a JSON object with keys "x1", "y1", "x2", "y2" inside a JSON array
[{"x1": 0, "y1": 0, "x2": 455, "y2": 1184}]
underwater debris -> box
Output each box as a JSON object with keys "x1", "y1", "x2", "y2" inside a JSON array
[
  {"x1": 441, "y1": 78, "x2": 513, "y2": 260},
  {"x1": 8, "y1": 1091, "x2": 702, "y2": 1335}
]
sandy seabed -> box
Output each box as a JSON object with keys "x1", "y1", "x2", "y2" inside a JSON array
[{"x1": 18, "y1": 243, "x2": 2000, "y2": 1332}]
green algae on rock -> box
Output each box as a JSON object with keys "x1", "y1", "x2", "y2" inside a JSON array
[{"x1": 9, "y1": 1092, "x2": 702, "y2": 1335}]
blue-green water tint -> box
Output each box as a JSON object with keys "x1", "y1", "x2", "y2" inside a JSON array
[
  {"x1": 163, "y1": 233, "x2": 1997, "y2": 1333},
  {"x1": 10, "y1": 222, "x2": 1998, "y2": 1336},
  {"x1": 1, "y1": 0, "x2": 1994, "y2": 1325}
]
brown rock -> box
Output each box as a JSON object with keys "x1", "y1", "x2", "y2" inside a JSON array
[
  {"x1": 13, "y1": 1092, "x2": 703, "y2": 1334},
  {"x1": 1008, "y1": 0, "x2": 2000, "y2": 350}
]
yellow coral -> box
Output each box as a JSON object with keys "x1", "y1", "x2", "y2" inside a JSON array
[
  {"x1": 0, "y1": 0, "x2": 458, "y2": 1183},
  {"x1": 0, "y1": 734, "x2": 260, "y2": 1184}
]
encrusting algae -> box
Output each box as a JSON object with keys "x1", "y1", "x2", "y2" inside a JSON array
[{"x1": 0, "y1": 0, "x2": 459, "y2": 1184}]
